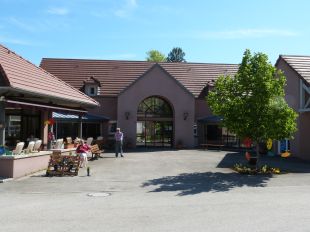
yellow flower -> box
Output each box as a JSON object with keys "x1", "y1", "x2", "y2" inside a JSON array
[{"x1": 266, "y1": 138, "x2": 273, "y2": 150}]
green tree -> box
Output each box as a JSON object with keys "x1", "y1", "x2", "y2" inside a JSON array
[
  {"x1": 146, "y1": 50, "x2": 166, "y2": 62},
  {"x1": 166, "y1": 47, "x2": 186, "y2": 62},
  {"x1": 207, "y1": 49, "x2": 297, "y2": 166}
]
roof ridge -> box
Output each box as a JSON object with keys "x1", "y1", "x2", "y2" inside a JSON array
[
  {"x1": 41, "y1": 57, "x2": 238, "y2": 66},
  {"x1": 280, "y1": 54, "x2": 310, "y2": 58},
  {"x1": 0, "y1": 44, "x2": 98, "y2": 106}
]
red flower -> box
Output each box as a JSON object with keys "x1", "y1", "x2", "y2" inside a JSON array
[{"x1": 243, "y1": 137, "x2": 252, "y2": 148}]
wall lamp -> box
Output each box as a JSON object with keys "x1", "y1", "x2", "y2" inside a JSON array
[
  {"x1": 183, "y1": 112, "x2": 189, "y2": 120},
  {"x1": 125, "y1": 111, "x2": 130, "y2": 120}
]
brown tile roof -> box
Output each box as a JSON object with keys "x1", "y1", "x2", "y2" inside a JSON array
[
  {"x1": 40, "y1": 58, "x2": 238, "y2": 98},
  {"x1": 278, "y1": 55, "x2": 310, "y2": 84},
  {"x1": 0, "y1": 44, "x2": 99, "y2": 107}
]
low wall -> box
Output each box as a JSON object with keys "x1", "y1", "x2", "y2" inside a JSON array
[{"x1": 0, "y1": 151, "x2": 52, "y2": 178}]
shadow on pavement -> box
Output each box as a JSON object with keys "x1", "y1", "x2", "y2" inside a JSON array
[
  {"x1": 218, "y1": 152, "x2": 310, "y2": 173},
  {"x1": 142, "y1": 172, "x2": 271, "y2": 196}
]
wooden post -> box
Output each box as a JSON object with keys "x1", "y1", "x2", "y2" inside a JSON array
[
  {"x1": 300, "y1": 79, "x2": 304, "y2": 110},
  {"x1": 78, "y1": 115, "x2": 83, "y2": 139},
  {"x1": 0, "y1": 101, "x2": 5, "y2": 146}
]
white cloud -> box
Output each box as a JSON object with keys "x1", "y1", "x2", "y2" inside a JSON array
[
  {"x1": 197, "y1": 29, "x2": 299, "y2": 39},
  {"x1": 47, "y1": 7, "x2": 69, "y2": 16},
  {"x1": 114, "y1": 0, "x2": 138, "y2": 18},
  {"x1": 0, "y1": 35, "x2": 31, "y2": 45},
  {"x1": 8, "y1": 17, "x2": 35, "y2": 32}
]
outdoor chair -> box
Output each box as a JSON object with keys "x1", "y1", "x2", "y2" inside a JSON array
[
  {"x1": 12, "y1": 142, "x2": 25, "y2": 155},
  {"x1": 74, "y1": 137, "x2": 80, "y2": 144},
  {"x1": 25, "y1": 141, "x2": 35, "y2": 153},
  {"x1": 86, "y1": 137, "x2": 93, "y2": 146},
  {"x1": 90, "y1": 144, "x2": 105, "y2": 160},
  {"x1": 33, "y1": 140, "x2": 42, "y2": 152},
  {"x1": 95, "y1": 136, "x2": 105, "y2": 149},
  {"x1": 54, "y1": 139, "x2": 64, "y2": 149},
  {"x1": 66, "y1": 137, "x2": 72, "y2": 144}
]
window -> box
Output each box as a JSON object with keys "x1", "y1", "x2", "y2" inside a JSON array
[
  {"x1": 90, "y1": 87, "x2": 95, "y2": 95},
  {"x1": 85, "y1": 85, "x2": 98, "y2": 96},
  {"x1": 137, "y1": 97, "x2": 173, "y2": 118},
  {"x1": 108, "y1": 121, "x2": 117, "y2": 134}
]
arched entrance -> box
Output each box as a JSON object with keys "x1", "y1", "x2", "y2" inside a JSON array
[{"x1": 136, "y1": 96, "x2": 173, "y2": 147}]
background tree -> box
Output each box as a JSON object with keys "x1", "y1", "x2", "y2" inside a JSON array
[
  {"x1": 146, "y1": 50, "x2": 166, "y2": 62},
  {"x1": 166, "y1": 47, "x2": 186, "y2": 62},
  {"x1": 207, "y1": 49, "x2": 297, "y2": 166}
]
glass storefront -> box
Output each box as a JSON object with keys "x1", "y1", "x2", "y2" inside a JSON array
[
  {"x1": 136, "y1": 96, "x2": 173, "y2": 147},
  {"x1": 200, "y1": 124, "x2": 241, "y2": 148},
  {"x1": 53, "y1": 122, "x2": 101, "y2": 140},
  {"x1": 5, "y1": 109, "x2": 41, "y2": 147}
]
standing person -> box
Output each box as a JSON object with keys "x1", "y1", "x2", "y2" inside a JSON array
[
  {"x1": 115, "y1": 128, "x2": 124, "y2": 157},
  {"x1": 76, "y1": 139, "x2": 90, "y2": 167}
]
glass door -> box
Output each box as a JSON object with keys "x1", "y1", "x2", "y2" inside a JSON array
[{"x1": 136, "y1": 120, "x2": 173, "y2": 147}]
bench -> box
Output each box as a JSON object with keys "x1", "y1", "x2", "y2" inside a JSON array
[
  {"x1": 90, "y1": 144, "x2": 104, "y2": 160},
  {"x1": 200, "y1": 143, "x2": 225, "y2": 150}
]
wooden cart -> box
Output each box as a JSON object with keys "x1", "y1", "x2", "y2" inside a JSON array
[{"x1": 46, "y1": 153, "x2": 81, "y2": 176}]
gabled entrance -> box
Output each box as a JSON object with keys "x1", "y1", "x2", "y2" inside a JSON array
[{"x1": 136, "y1": 96, "x2": 173, "y2": 147}]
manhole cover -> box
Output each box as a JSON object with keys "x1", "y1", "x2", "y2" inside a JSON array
[{"x1": 87, "y1": 192, "x2": 111, "y2": 197}]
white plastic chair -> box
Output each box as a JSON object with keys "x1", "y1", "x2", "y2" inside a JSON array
[
  {"x1": 86, "y1": 137, "x2": 93, "y2": 146},
  {"x1": 66, "y1": 137, "x2": 72, "y2": 144},
  {"x1": 12, "y1": 142, "x2": 25, "y2": 155},
  {"x1": 55, "y1": 139, "x2": 63, "y2": 149},
  {"x1": 25, "y1": 141, "x2": 35, "y2": 153},
  {"x1": 33, "y1": 140, "x2": 42, "y2": 152},
  {"x1": 74, "y1": 137, "x2": 80, "y2": 144}
]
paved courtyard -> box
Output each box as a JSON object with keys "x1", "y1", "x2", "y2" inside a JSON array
[{"x1": 1, "y1": 149, "x2": 310, "y2": 232}]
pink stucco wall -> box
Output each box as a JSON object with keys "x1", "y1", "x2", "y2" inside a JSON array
[
  {"x1": 87, "y1": 97, "x2": 117, "y2": 139},
  {"x1": 117, "y1": 65, "x2": 195, "y2": 148},
  {"x1": 195, "y1": 99, "x2": 213, "y2": 119},
  {"x1": 277, "y1": 59, "x2": 310, "y2": 160},
  {"x1": 0, "y1": 152, "x2": 51, "y2": 178},
  {"x1": 88, "y1": 97, "x2": 118, "y2": 120}
]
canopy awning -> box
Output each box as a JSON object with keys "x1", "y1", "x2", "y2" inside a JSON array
[
  {"x1": 5, "y1": 99, "x2": 87, "y2": 113},
  {"x1": 52, "y1": 112, "x2": 109, "y2": 122},
  {"x1": 197, "y1": 115, "x2": 223, "y2": 123}
]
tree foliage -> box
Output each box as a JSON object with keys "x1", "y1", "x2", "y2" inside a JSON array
[
  {"x1": 207, "y1": 49, "x2": 297, "y2": 148},
  {"x1": 166, "y1": 47, "x2": 186, "y2": 62},
  {"x1": 146, "y1": 50, "x2": 166, "y2": 62}
]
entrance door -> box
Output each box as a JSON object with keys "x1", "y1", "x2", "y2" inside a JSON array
[
  {"x1": 136, "y1": 120, "x2": 173, "y2": 147},
  {"x1": 136, "y1": 96, "x2": 173, "y2": 147}
]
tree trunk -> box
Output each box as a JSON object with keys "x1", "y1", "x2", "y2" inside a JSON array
[{"x1": 255, "y1": 142, "x2": 260, "y2": 169}]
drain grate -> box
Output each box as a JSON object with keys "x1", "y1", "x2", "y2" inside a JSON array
[{"x1": 87, "y1": 192, "x2": 111, "y2": 197}]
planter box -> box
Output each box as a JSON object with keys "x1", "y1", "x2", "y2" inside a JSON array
[{"x1": 0, "y1": 151, "x2": 52, "y2": 178}]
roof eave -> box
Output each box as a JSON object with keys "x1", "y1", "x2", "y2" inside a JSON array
[
  {"x1": 2, "y1": 86, "x2": 99, "y2": 108},
  {"x1": 276, "y1": 56, "x2": 310, "y2": 86}
]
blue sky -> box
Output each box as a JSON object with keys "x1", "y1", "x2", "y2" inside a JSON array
[{"x1": 0, "y1": 0, "x2": 309, "y2": 65}]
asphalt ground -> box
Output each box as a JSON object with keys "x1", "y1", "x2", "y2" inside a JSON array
[{"x1": 1, "y1": 149, "x2": 310, "y2": 232}]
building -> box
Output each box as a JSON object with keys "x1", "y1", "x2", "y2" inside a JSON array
[
  {"x1": 276, "y1": 55, "x2": 310, "y2": 160},
  {"x1": 40, "y1": 58, "x2": 239, "y2": 148},
  {"x1": 0, "y1": 44, "x2": 99, "y2": 148}
]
